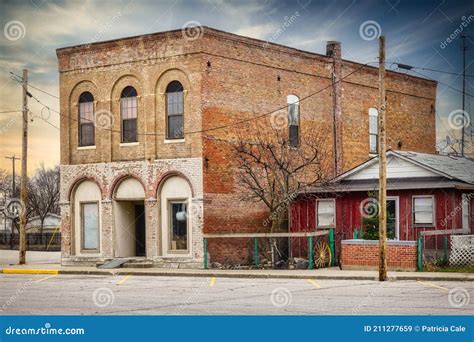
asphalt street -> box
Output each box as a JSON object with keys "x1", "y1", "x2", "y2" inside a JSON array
[{"x1": 0, "y1": 274, "x2": 472, "y2": 315}]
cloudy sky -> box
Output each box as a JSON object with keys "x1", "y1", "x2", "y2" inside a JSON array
[{"x1": 0, "y1": 0, "x2": 473, "y2": 173}]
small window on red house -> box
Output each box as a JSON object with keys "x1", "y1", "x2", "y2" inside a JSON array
[
  {"x1": 317, "y1": 199, "x2": 335, "y2": 227},
  {"x1": 413, "y1": 196, "x2": 434, "y2": 225}
]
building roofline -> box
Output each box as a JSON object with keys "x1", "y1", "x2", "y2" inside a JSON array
[{"x1": 56, "y1": 26, "x2": 436, "y2": 85}]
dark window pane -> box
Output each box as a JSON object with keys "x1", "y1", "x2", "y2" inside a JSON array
[
  {"x1": 122, "y1": 119, "x2": 137, "y2": 143},
  {"x1": 289, "y1": 125, "x2": 299, "y2": 147},
  {"x1": 168, "y1": 115, "x2": 183, "y2": 139},
  {"x1": 80, "y1": 123, "x2": 94, "y2": 146},
  {"x1": 121, "y1": 86, "x2": 137, "y2": 98}
]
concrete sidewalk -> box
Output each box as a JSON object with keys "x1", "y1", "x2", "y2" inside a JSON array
[{"x1": 1, "y1": 263, "x2": 472, "y2": 281}]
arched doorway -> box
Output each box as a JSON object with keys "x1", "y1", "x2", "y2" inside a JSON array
[{"x1": 113, "y1": 177, "x2": 146, "y2": 257}]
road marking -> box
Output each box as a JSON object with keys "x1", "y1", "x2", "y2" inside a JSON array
[
  {"x1": 34, "y1": 274, "x2": 58, "y2": 283},
  {"x1": 117, "y1": 275, "x2": 132, "y2": 285},
  {"x1": 209, "y1": 277, "x2": 216, "y2": 287},
  {"x1": 417, "y1": 280, "x2": 449, "y2": 291},
  {"x1": 306, "y1": 279, "x2": 321, "y2": 289}
]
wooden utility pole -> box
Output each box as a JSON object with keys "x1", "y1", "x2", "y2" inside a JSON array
[
  {"x1": 378, "y1": 36, "x2": 387, "y2": 281},
  {"x1": 460, "y1": 34, "x2": 467, "y2": 156},
  {"x1": 19, "y1": 69, "x2": 28, "y2": 265},
  {"x1": 5, "y1": 155, "x2": 19, "y2": 248}
]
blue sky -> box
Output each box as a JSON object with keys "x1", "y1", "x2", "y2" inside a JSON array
[{"x1": 0, "y1": 0, "x2": 473, "y2": 170}]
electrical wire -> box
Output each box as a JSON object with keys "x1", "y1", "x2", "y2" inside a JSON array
[{"x1": 9, "y1": 60, "x2": 377, "y2": 137}]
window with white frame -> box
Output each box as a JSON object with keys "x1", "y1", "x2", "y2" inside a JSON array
[
  {"x1": 369, "y1": 108, "x2": 378, "y2": 154},
  {"x1": 317, "y1": 199, "x2": 335, "y2": 227},
  {"x1": 413, "y1": 196, "x2": 434, "y2": 225}
]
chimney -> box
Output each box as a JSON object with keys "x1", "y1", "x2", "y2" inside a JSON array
[{"x1": 326, "y1": 41, "x2": 343, "y2": 176}]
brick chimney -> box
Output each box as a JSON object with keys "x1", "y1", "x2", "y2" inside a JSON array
[{"x1": 326, "y1": 41, "x2": 343, "y2": 176}]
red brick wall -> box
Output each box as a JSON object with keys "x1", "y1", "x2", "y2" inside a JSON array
[{"x1": 341, "y1": 241, "x2": 417, "y2": 271}]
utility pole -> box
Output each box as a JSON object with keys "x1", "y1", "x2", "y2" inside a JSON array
[
  {"x1": 378, "y1": 36, "x2": 388, "y2": 281},
  {"x1": 5, "y1": 155, "x2": 19, "y2": 195},
  {"x1": 5, "y1": 155, "x2": 19, "y2": 247},
  {"x1": 460, "y1": 34, "x2": 467, "y2": 156},
  {"x1": 19, "y1": 69, "x2": 28, "y2": 265}
]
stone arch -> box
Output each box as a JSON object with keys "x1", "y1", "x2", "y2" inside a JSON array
[
  {"x1": 67, "y1": 175, "x2": 104, "y2": 202},
  {"x1": 155, "y1": 171, "x2": 195, "y2": 198},
  {"x1": 109, "y1": 173, "x2": 147, "y2": 200}
]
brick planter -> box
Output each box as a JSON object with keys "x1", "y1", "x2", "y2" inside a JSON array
[{"x1": 340, "y1": 239, "x2": 417, "y2": 271}]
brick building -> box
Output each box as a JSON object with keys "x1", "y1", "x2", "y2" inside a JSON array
[{"x1": 57, "y1": 27, "x2": 437, "y2": 267}]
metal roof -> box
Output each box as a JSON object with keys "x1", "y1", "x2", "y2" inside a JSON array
[{"x1": 391, "y1": 150, "x2": 474, "y2": 185}]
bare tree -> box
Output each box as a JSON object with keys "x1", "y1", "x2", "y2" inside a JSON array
[
  {"x1": 27, "y1": 164, "x2": 60, "y2": 234},
  {"x1": 225, "y1": 123, "x2": 331, "y2": 233}
]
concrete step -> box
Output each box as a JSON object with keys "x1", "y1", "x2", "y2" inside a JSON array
[{"x1": 121, "y1": 259, "x2": 154, "y2": 268}]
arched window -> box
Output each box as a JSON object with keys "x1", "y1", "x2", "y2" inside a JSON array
[
  {"x1": 287, "y1": 94, "x2": 300, "y2": 147},
  {"x1": 120, "y1": 86, "x2": 138, "y2": 143},
  {"x1": 369, "y1": 108, "x2": 378, "y2": 154},
  {"x1": 78, "y1": 92, "x2": 94, "y2": 147},
  {"x1": 166, "y1": 81, "x2": 184, "y2": 139}
]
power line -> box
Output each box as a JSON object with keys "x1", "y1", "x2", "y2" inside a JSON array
[
  {"x1": 408, "y1": 69, "x2": 474, "y2": 98},
  {"x1": 10, "y1": 72, "x2": 59, "y2": 99},
  {"x1": 10, "y1": 60, "x2": 377, "y2": 137},
  {"x1": 0, "y1": 110, "x2": 22, "y2": 114}
]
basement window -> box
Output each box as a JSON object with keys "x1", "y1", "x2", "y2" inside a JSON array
[
  {"x1": 317, "y1": 199, "x2": 335, "y2": 228},
  {"x1": 78, "y1": 92, "x2": 95, "y2": 147},
  {"x1": 369, "y1": 108, "x2": 378, "y2": 154},
  {"x1": 413, "y1": 196, "x2": 434, "y2": 226},
  {"x1": 287, "y1": 94, "x2": 300, "y2": 147},
  {"x1": 120, "y1": 86, "x2": 138, "y2": 143}
]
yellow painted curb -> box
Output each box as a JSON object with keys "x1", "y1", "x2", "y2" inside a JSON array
[{"x1": 1, "y1": 269, "x2": 59, "y2": 275}]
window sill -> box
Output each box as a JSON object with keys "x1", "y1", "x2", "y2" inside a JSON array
[
  {"x1": 120, "y1": 142, "x2": 139, "y2": 147},
  {"x1": 369, "y1": 153, "x2": 378, "y2": 157},
  {"x1": 164, "y1": 139, "x2": 185, "y2": 144},
  {"x1": 77, "y1": 145, "x2": 96, "y2": 150}
]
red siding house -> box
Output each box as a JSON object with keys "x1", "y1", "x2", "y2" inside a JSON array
[{"x1": 290, "y1": 150, "x2": 474, "y2": 270}]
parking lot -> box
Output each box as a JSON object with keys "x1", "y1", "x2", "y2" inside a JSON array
[{"x1": 0, "y1": 273, "x2": 472, "y2": 315}]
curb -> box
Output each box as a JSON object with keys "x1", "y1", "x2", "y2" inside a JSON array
[
  {"x1": 1, "y1": 269, "x2": 59, "y2": 275},
  {"x1": 1, "y1": 268, "x2": 471, "y2": 281}
]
